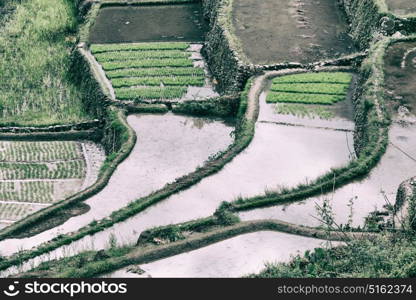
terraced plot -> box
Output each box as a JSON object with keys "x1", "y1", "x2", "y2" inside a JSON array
[
  {"x1": 266, "y1": 72, "x2": 353, "y2": 105},
  {"x1": 0, "y1": 141, "x2": 99, "y2": 224},
  {"x1": 91, "y1": 42, "x2": 210, "y2": 101}
]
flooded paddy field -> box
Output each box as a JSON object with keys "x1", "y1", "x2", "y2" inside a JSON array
[
  {"x1": 104, "y1": 231, "x2": 339, "y2": 278},
  {"x1": 0, "y1": 113, "x2": 233, "y2": 258},
  {"x1": 239, "y1": 123, "x2": 416, "y2": 228},
  {"x1": 232, "y1": 0, "x2": 356, "y2": 64},
  {"x1": 240, "y1": 48, "x2": 416, "y2": 229},
  {"x1": 385, "y1": 0, "x2": 416, "y2": 15},
  {"x1": 89, "y1": 3, "x2": 207, "y2": 44}
]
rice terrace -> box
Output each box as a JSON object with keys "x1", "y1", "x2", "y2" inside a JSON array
[{"x1": 0, "y1": 0, "x2": 415, "y2": 283}]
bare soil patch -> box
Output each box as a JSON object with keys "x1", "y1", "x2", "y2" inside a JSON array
[
  {"x1": 232, "y1": 0, "x2": 356, "y2": 64},
  {"x1": 89, "y1": 3, "x2": 207, "y2": 43},
  {"x1": 385, "y1": 41, "x2": 416, "y2": 115},
  {"x1": 385, "y1": 0, "x2": 416, "y2": 15}
]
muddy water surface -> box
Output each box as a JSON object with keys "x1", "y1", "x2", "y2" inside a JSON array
[
  {"x1": 0, "y1": 114, "x2": 233, "y2": 257},
  {"x1": 232, "y1": 0, "x2": 355, "y2": 64},
  {"x1": 90, "y1": 3, "x2": 207, "y2": 43},
  {"x1": 239, "y1": 123, "x2": 416, "y2": 227},
  {"x1": 104, "y1": 231, "x2": 340, "y2": 278}
]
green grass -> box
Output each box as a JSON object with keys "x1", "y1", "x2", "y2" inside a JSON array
[
  {"x1": 250, "y1": 234, "x2": 416, "y2": 278},
  {"x1": 272, "y1": 72, "x2": 353, "y2": 84},
  {"x1": 275, "y1": 103, "x2": 335, "y2": 120},
  {"x1": 270, "y1": 83, "x2": 349, "y2": 95},
  {"x1": 106, "y1": 67, "x2": 205, "y2": 78},
  {"x1": 0, "y1": 0, "x2": 89, "y2": 126},
  {"x1": 91, "y1": 42, "x2": 190, "y2": 53},
  {"x1": 94, "y1": 50, "x2": 190, "y2": 62},
  {"x1": 266, "y1": 92, "x2": 344, "y2": 105},
  {"x1": 111, "y1": 76, "x2": 205, "y2": 88},
  {"x1": 115, "y1": 87, "x2": 188, "y2": 100}
]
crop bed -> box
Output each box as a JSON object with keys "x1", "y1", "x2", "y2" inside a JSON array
[
  {"x1": 266, "y1": 72, "x2": 353, "y2": 105},
  {"x1": 91, "y1": 42, "x2": 207, "y2": 101},
  {"x1": 0, "y1": 141, "x2": 87, "y2": 222}
]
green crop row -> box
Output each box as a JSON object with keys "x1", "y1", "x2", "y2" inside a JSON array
[
  {"x1": 0, "y1": 203, "x2": 39, "y2": 221},
  {"x1": 101, "y1": 58, "x2": 193, "y2": 71},
  {"x1": 111, "y1": 76, "x2": 205, "y2": 88},
  {"x1": 0, "y1": 160, "x2": 85, "y2": 180},
  {"x1": 272, "y1": 72, "x2": 353, "y2": 84},
  {"x1": 115, "y1": 87, "x2": 187, "y2": 101},
  {"x1": 275, "y1": 103, "x2": 335, "y2": 120},
  {"x1": 270, "y1": 83, "x2": 349, "y2": 95},
  {"x1": 106, "y1": 67, "x2": 205, "y2": 79},
  {"x1": 0, "y1": 141, "x2": 81, "y2": 162},
  {"x1": 91, "y1": 42, "x2": 190, "y2": 53},
  {"x1": 266, "y1": 92, "x2": 344, "y2": 105},
  {"x1": 0, "y1": 181, "x2": 54, "y2": 203},
  {"x1": 94, "y1": 50, "x2": 190, "y2": 62}
]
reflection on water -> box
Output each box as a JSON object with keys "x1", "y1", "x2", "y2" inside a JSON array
[
  {"x1": 104, "y1": 231, "x2": 341, "y2": 278},
  {"x1": 240, "y1": 123, "x2": 416, "y2": 227},
  {"x1": 0, "y1": 113, "x2": 233, "y2": 257}
]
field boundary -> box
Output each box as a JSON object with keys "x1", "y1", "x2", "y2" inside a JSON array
[{"x1": 17, "y1": 218, "x2": 378, "y2": 278}]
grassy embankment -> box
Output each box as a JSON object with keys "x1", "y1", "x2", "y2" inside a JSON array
[{"x1": 0, "y1": 0, "x2": 90, "y2": 126}]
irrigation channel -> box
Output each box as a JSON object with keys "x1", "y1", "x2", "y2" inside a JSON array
[{"x1": 1, "y1": 1, "x2": 416, "y2": 278}]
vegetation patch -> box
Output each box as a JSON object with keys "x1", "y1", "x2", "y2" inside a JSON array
[
  {"x1": 250, "y1": 233, "x2": 416, "y2": 278},
  {"x1": 275, "y1": 104, "x2": 335, "y2": 120},
  {"x1": 0, "y1": 141, "x2": 86, "y2": 223},
  {"x1": 0, "y1": 0, "x2": 89, "y2": 126},
  {"x1": 266, "y1": 72, "x2": 353, "y2": 105},
  {"x1": 92, "y1": 42, "x2": 207, "y2": 101}
]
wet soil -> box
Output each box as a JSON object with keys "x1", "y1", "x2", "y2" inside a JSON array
[
  {"x1": 385, "y1": 0, "x2": 416, "y2": 15},
  {"x1": 89, "y1": 4, "x2": 208, "y2": 43},
  {"x1": 232, "y1": 0, "x2": 356, "y2": 64},
  {"x1": 385, "y1": 41, "x2": 416, "y2": 115}
]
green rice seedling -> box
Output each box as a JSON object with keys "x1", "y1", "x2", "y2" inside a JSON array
[
  {"x1": 0, "y1": 141, "x2": 81, "y2": 162},
  {"x1": 272, "y1": 72, "x2": 353, "y2": 84},
  {"x1": 115, "y1": 87, "x2": 188, "y2": 100},
  {"x1": 111, "y1": 76, "x2": 205, "y2": 88},
  {"x1": 106, "y1": 67, "x2": 205, "y2": 78},
  {"x1": 91, "y1": 42, "x2": 190, "y2": 53},
  {"x1": 266, "y1": 92, "x2": 344, "y2": 105},
  {"x1": 275, "y1": 103, "x2": 335, "y2": 120},
  {"x1": 270, "y1": 83, "x2": 349, "y2": 95},
  {"x1": 94, "y1": 50, "x2": 190, "y2": 62},
  {"x1": 0, "y1": 160, "x2": 85, "y2": 180},
  {"x1": 0, "y1": 181, "x2": 56, "y2": 203},
  {"x1": 101, "y1": 58, "x2": 194, "y2": 70}
]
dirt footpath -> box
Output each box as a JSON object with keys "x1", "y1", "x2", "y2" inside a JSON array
[{"x1": 232, "y1": 0, "x2": 356, "y2": 64}]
